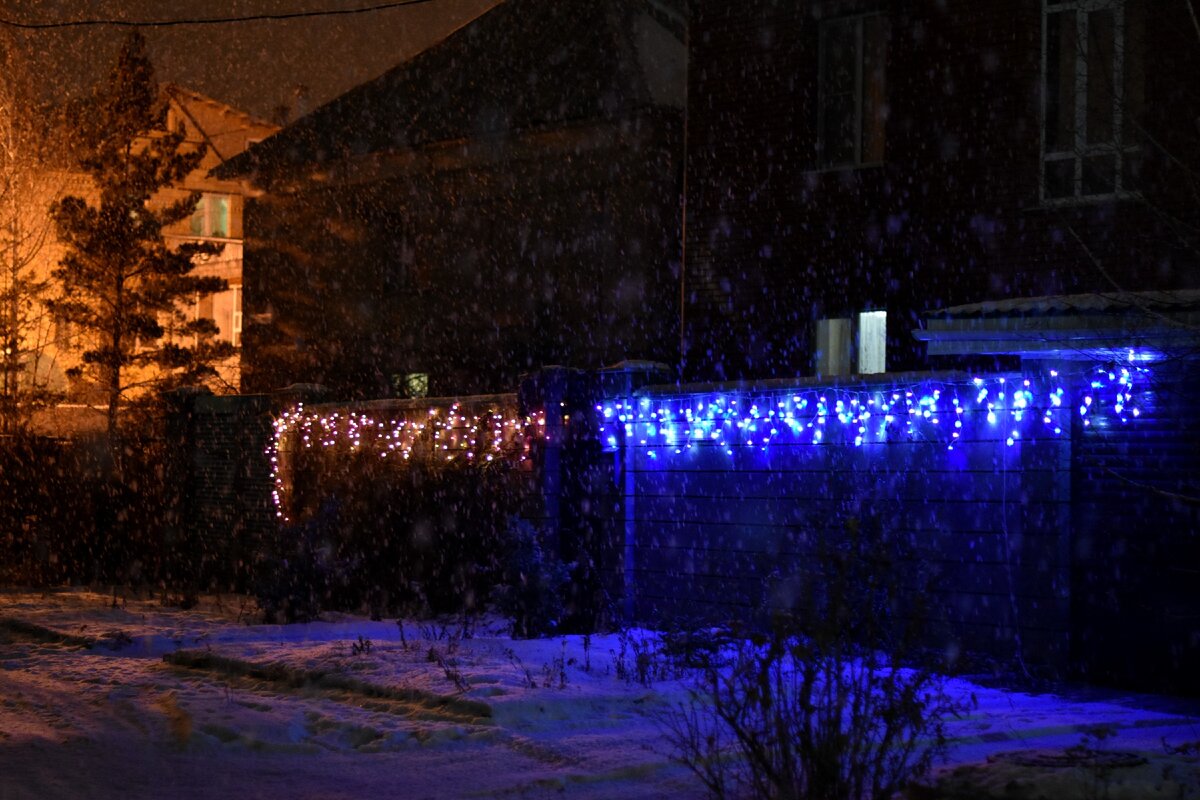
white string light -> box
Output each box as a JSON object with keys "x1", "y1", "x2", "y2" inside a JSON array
[
  {"x1": 265, "y1": 361, "x2": 1149, "y2": 520},
  {"x1": 267, "y1": 402, "x2": 546, "y2": 522}
]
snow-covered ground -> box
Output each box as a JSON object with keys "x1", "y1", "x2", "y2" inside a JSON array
[{"x1": 2, "y1": 589, "x2": 1198, "y2": 799}]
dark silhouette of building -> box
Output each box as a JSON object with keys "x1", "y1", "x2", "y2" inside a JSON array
[
  {"x1": 222, "y1": 0, "x2": 686, "y2": 398},
  {"x1": 683, "y1": 0, "x2": 1200, "y2": 381}
]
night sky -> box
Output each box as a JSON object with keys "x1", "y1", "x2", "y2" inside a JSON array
[{"x1": 3, "y1": 0, "x2": 499, "y2": 120}]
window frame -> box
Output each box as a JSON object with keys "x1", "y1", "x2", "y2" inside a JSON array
[
  {"x1": 189, "y1": 193, "x2": 232, "y2": 239},
  {"x1": 189, "y1": 285, "x2": 242, "y2": 348},
  {"x1": 815, "y1": 309, "x2": 888, "y2": 377},
  {"x1": 1040, "y1": 0, "x2": 1140, "y2": 205},
  {"x1": 816, "y1": 11, "x2": 887, "y2": 170},
  {"x1": 231, "y1": 285, "x2": 243, "y2": 348}
]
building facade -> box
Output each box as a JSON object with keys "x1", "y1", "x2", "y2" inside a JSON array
[
  {"x1": 23, "y1": 87, "x2": 276, "y2": 434},
  {"x1": 160, "y1": 85, "x2": 280, "y2": 390},
  {"x1": 225, "y1": 0, "x2": 687, "y2": 399},
  {"x1": 683, "y1": 0, "x2": 1200, "y2": 381}
]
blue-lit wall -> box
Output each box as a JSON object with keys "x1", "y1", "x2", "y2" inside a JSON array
[
  {"x1": 1070, "y1": 363, "x2": 1200, "y2": 692},
  {"x1": 595, "y1": 366, "x2": 1148, "y2": 669},
  {"x1": 246, "y1": 361, "x2": 1196, "y2": 687}
]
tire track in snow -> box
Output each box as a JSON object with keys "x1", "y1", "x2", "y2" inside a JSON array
[{"x1": 162, "y1": 648, "x2": 587, "y2": 768}]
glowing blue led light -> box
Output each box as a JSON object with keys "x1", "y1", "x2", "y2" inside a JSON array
[{"x1": 591, "y1": 365, "x2": 1147, "y2": 458}]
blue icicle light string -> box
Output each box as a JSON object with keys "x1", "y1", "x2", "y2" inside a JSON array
[
  {"x1": 595, "y1": 365, "x2": 1149, "y2": 457},
  {"x1": 265, "y1": 362, "x2": 1149, "y2": 519}
]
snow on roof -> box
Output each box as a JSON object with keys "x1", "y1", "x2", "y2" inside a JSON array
[{"x1": 929, "y1": 290, "x2": 1200, "y2": 319}]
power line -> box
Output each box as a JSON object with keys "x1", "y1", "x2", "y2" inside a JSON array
[{"x1": 0, "y1": 0, "x2": 440, "y2": 30}]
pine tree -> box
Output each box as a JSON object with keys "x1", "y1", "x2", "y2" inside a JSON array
[{"x1": 49, "y1": 32, "x2": 232, "y2": 457}]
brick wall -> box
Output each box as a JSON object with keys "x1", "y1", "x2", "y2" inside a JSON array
[
  {"x1": 166, "y1": 390, "x2": 285, "y2": 592},
  {"x1": 173, "y1": 360, "x2": 1200, "y2": 690},
  {"x1": 684, "y1": 0, "x2": 1200, "y2": 381},
  {"x1": 601, "y1": 371, "x2": 1074, "y2": 669},
  {"x1": 1070, "y1": 363, "x2": 1200, "y2": 692}
]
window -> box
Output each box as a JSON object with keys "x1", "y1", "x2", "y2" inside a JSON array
[
  {"x1": 231, "y1": 286, "x2": 243, "y2": 348},
  {"x1": 818, "y1": 13, "x2": 887, "y2": 168},
  {"x1": 816, "y1": 317, "x2": 852, "y2": 377},
  {"x1": 191, "y1": 285, "x2": 242, "y2": 347},
  {"x1": 189, "y1": 194, "x2": 231, "y2": 238},
  {"x1": 393, "y1": 372, "x2": 429, "y2": 399},
  {"x1": 857, "y1": 310, "x2": 887, "y2": 374},
  {"x1": 815, "y1": 310, "x2": 887, "y2": 377},
  {"x1": 1042, "y1": 0, "x2": 1144, "y2": 202}
]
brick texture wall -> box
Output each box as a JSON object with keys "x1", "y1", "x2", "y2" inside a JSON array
[{"x1": 685, "y1": 0, "x2": 1200, "y2": 381}]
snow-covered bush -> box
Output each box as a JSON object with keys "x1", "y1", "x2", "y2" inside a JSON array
[{"x1": 663, "y1": 516, "x2": 974, "y2": 800}]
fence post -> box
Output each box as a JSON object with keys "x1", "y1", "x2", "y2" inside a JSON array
[
  {"x1": 519, "y1": 368, "x2": 577, "y2": 554},
  {"x1": 161, "y1": 387, "x2": 211, "y2": 595},
  {"x1": 596, "y1": 361, "x2": 673, "y2": 623}
]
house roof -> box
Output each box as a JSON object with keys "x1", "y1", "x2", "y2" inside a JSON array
[
  {"x1": 928, "y1": 290, "x2": 1200, "y2": 319},
  {"x1": 218, "y1": 0, "x2": 685, "y2": 180},
  {"x1": 164, "y1": 84, "x2": 278, "y2": 133},
  {"x1": 916, "y1": 290, "x2": 1200, "y2": 360}
]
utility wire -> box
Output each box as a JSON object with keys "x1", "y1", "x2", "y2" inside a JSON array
[{"x1": 0, "y1": 0, "x2": 439, "y2": 30}]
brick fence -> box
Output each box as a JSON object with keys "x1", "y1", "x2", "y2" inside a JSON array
[{"x1": 169, "y1": 361, "x2": 1200, "y2": 692}]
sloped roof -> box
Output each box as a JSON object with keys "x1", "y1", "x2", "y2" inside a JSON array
[
  {"x1": 220, "y1": 0, "x2": 685, "y2": 178},
  {"x1": 928, "y1": 290, "x2": 1200, "y2": 319},
  {"x1": 917, "y1": 291, "x2": 1200, "y2": 359},
  {"x1": 164, "y1": 84, "x2": 278, "y2": 132}
]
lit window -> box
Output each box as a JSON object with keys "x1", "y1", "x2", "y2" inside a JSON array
[
  {"x1": 191, "y1": 286, "x2": 242, "y2": 347},
  {"x1": 1042, "y1": 0, "x2": 1143, "y2": 201},
  {"x1": 857, "y1": 310, "x2": 887, "y2": 374},
  {"x1": 818, "y1": 13, "x2": 887, "y2": 168},
  {"x1": 397, "y1": 373, "x2": 429, "y2": 399},
  {"x1": 816, "y1": 318, "x2": 852, "y2": 377},
  {"x1": 232, "y1": 286, "x2": 243, "y2": 348},
  {"x1": 816, "y1": 310, "x2": 887, "y2": 377},
  {"x1": 188, "y1": 194, "x2": 232, "y2": 238}
]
